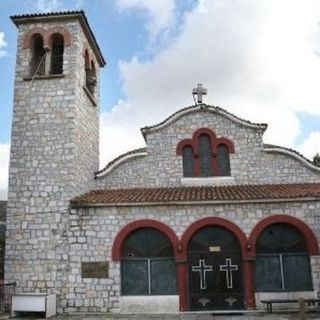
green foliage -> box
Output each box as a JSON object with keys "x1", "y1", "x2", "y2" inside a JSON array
[{"x1": 313, "y1": 153, "x2": 320, "y2": 167}]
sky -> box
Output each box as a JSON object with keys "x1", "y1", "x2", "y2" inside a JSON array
[{"x1": 0, "y1": 0, "x2": 320, "y2": 199}]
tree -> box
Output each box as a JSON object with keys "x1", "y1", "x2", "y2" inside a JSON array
[{"x1": 313, "y1": 153, "x2": 320, "y2": 167}]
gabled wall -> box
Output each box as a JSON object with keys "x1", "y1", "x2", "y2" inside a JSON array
[{"x1": 95, "y1": 107, "x2": 320, "y2": 189}]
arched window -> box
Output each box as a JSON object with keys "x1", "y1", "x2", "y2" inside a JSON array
[
  {"x1": 177, "y1": 128, "x2": 234, "y2": 178},
  {"x1": 199, "y1": 134, "x2": 213, "y2": 177},
  {"x1": 85, "y1": 55, "x2": 97, "y2": 96},
  {"x1": 255, "y1": 223, "x2": 313, "y2": 291},
  {"x1": 121, "y1": 228, "x2": 177, "y2": 295},
  {"x1": 84, "y1": 49, "x2": 90, "y2": 87},
  {"x1": 217, "y1": 144, "x2": 230, "y2": 176},
  {"x1": 182, "y1": 146, "x2": 194, "y2": 177},
  {"x1": 30, "y1": 34, "x2": 46, "y2": 76},
  {"x1": 50, "y1": 33, "x2": 64, "y2": 74}
]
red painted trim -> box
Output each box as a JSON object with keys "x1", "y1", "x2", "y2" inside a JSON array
[
  {"x1": 177, "y1": 262, "x2": 188, "y2": 311},
  {"x1": 193, "y1": 128, "x2": 217, "y2": 156},
  {"x1": 176, "y1": 139, "x2": 194, "y2": 156},
  {"x1": 180, "y1": 217, "x2": 252, "y2": 311},
  {"x1": 23, "y1": 27, "x2": 71, "y2": 50},
  {"x1": 23, "y1": 28, "x2": 47, "y2": 49},
  {"x1": 46, "y1": 27, "x2": 71, "y2": 47},
  {"x1": 176, "y1": 128, "x2": 235, "y2": 177},
  {"x1": 112, "y1": 219, "x2": 181, "y2": 261},
  {"x1": 243, "y1": 260, "x2": 255, "y2": 309},
  {"x1": 180, "y1": 217, "x2": 249, "y2": 259},
  {"x1": 180, "y1": 217, "x2": 254, "y2": 310},
  {"x1": 216, "y1": 137, "x2": 235, "y2": 153},
  {"x1": 248, "y1": 215, "x2": 320, "y2": 257}
]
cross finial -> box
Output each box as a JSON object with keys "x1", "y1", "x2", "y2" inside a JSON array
[{"x1": 192, "y1": 83, "x2": 207, "y2": 105}]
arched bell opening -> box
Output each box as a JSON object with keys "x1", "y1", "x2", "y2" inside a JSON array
[{"x1": 30, "y1": 33, "x2": 46, "y2": 76}]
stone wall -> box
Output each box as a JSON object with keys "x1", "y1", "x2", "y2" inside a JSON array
[
  {"x1": 5, "y1": 16, "x2": 101, "y2": 308},
  {"x1": 95, "y1": 109, "x2": 320, "y2": 189},
  {"x1": 65, "y1": 200, "x2": 320, "y2": 313}
]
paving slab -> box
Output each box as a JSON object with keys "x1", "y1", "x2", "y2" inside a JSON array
[{"x1": 6, "y1": 313, "x2": 320, "y2": 320}]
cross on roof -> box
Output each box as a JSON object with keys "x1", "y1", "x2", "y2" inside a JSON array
[{"x1": 192, "y1": 83, "x2": 207, "y2": 104}]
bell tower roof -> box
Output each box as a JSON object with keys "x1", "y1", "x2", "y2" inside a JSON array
[{"x1": 10, "y1": 10, "x2": 106, "y2": 67}]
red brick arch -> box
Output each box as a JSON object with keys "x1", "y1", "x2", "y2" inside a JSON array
[
  {"x1": 82, "y1": 45, "x2": 97, "y2": 70},
  {"x1": 111, "y1": 219, "x2": 180, "y2": 261},
  {"x1": 176, "y1": 128, "x2": 234, "y2": 156},
  {"x1": 23, "y1": 27, "x2": 71, "y2": 50},
  {"x1": 248, "y1": 215, "x2": 320, "y2": 256},
  {"x1": 46, "y1": 27, "x2": 71, "y2": 47},
  {"x1": 22, "y1": 28, "x2": 47, "y2": 49}
]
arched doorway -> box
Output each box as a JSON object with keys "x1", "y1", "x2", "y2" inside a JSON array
[{"x1": 188, "y1": 225, "x2": 244, "y2": 310}]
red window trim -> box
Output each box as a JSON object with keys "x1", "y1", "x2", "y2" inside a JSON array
[
  {"x1": 177, "y1": 128, "x2": 234, "y2": 176},
  {"x1": 23, "y1": 27, "x2": 71, "y2": 50},
  {"x1": 111, "y1": 219, "x2": 181, "y2": 261},
  {"x1": 248, "y1": 215, "x2": 320, "y2": 257},
  {"x1": 111, "y1": 216, "x2": 319, "y2": 311}
]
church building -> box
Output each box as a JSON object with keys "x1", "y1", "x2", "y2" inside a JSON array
[{"x1": 5, "y1": 11, "x2": 320, "y2": 314}]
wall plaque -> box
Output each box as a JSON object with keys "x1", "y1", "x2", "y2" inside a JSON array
[{"x1": 81, "y1": 262, "x2": 109, "y2": 278}]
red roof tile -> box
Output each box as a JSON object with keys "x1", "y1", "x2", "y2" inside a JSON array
[{"x1": 71, "y1": 183, "x2": 320, "y2": 206}]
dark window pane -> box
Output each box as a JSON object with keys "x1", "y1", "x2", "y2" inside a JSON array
[
  {"x1": 182, "y1": 146, "x2": 194, "y2": 177},
  {"x1": 31, "y1": 34, "x2": 45, "y2": 75},
  {"x1": 217, "y1": 144, "x2": 230, "y2": 176},
  {"x1": 121, "y1": 260, "x2": 149, "y2": 295},
  {"x1": 283, "y1": 254, "x2": 313, "y2": 291},
  {"x1": 188, "y1": 226, "x2": 240, "y2": 253},
  {"x1": 199, "y1": 134, "x2": 213, "y2": 177},
  {"x1": 256, "y1": 223, "x2": 307, "y2": 254},
  {"x1": 151, "y1": 259, "x2": 177, "y2": 294},
  {"x1": 123, "y1": 228, "x2": 173, "y2": 258},
  {"x1": 255, "y1": 255, "x2": 282, "y2": 291},
  {"x1": 50, "y1": 34, "x2": 64, "y2": 74}
]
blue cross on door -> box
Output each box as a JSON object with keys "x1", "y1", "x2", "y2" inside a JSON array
[{"x1": 192, "y1": 259, "x2": 213, "y2": 290}]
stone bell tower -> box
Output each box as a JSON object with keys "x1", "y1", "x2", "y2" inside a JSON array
[{"x1": 5, "y1": 11, "x2": 106, "y2": 308}]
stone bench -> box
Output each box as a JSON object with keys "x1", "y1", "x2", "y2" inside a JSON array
[{"x1": 11, "y1": 293, "x2": 56, "y2": 318}]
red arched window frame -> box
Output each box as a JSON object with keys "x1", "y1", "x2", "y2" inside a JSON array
[
  {"x1": 248, "y1": 215, "x2": 320, "y2": 257},
  {"x1": 177, "y1": 128, "x2": 234, "y2": 176},
  {"x1": 112, "y1": 219, "x2": 181, "y2": 261}
]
